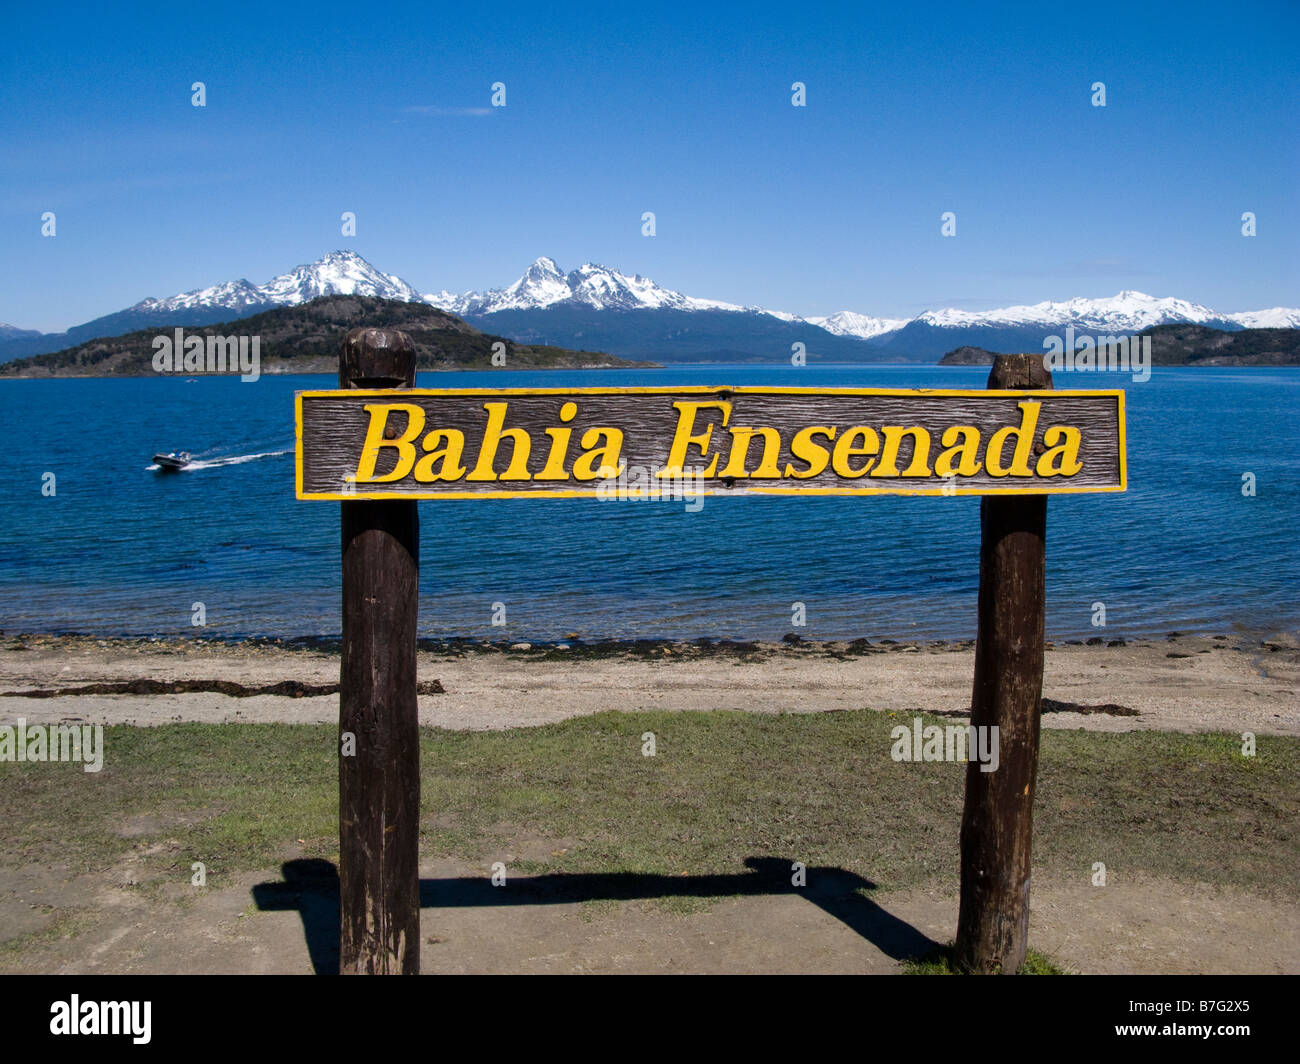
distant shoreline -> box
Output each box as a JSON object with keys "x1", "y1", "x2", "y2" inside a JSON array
[
  {"x1": 4, "y1": 361, "x2": 1300, "y2": 381},
  {"x1": 0, "y1": 359, "x2": 656, "y2": 380},
  {"x1": 3, "y1": 628, "x2": 1296, "y2": 656},
  {"x1": 939, "y1": 325, "x2": 1300, "y2": 368}
]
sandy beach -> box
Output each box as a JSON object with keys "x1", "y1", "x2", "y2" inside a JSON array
[{"x1": 2, "y1": 629, "x2": 1296, "y2": 736}]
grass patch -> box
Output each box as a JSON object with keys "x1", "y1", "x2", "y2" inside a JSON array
[
  {"x1": 0, "y1": 723, "x2": 338, "y2": 886},
  {"x1": 0, "y1": 712, "x2": 1295, "y2": 912},
  {"x1": 902, "y1": 943, "x2": 1069, "y2": 974},
  {"x1": 1033, "y1": 728, "x2": 1297, "y2": 893}
]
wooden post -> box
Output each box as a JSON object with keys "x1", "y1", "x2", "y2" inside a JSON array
[
  {"x1": 954, "y1": 353, "x2": 1051, "y2": 974},
  {"x1": 338, "y1": 327, "x2": 420, "y2": 975}
]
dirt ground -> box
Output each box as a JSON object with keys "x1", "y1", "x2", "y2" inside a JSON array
[
  {"x1": 3, "y1": 848, "x2": 1295, "y2": 975},
  {"x1": 1, "y1": 630, "x2": 1297, "y2": 975},
  {"x1": 1, "y1": 630, "x2": 1297, "y2": 736}
]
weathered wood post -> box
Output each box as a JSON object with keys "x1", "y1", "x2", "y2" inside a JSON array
[
  {"x1": 338, "y1": 327, "x2": 420, "y2": 975},
  {"x1": 954, "y1": 353, "x2": 1051, "y2": 974}
]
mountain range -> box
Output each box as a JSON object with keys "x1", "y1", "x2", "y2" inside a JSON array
[
  {"x1": 0, "y1": 296, "x2": 639, "y2": 377},
  {"x1": 3, "y1": 250, "x2": 1297, "y2": 364}
]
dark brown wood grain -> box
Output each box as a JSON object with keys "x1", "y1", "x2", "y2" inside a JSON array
[
  {"x1": 337, "y1": 328, "x2": 420, "y2": 975},
  {"x1": 297, "y1": 386, "x2": 1124, "y2": 497},
  {"x1": 954, "y1": 354, "x2": 1050, "y2": 974}
]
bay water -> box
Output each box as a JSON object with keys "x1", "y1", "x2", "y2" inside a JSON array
[{"x1": 0, "y1": 365, "x2": 1295, "y2": 643}]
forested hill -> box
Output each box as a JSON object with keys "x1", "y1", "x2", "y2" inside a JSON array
[
  {"x1": 0, "y1": 295, "x2": 647, "y2": 377},
  {"x1": 938, "y1": 325, "x2": 1300, "y2": 366}
]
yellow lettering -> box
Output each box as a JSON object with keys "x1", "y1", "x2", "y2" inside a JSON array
[
  {"x1": 831, "y1": 427, "x2": 879, "y2": 478},
  {"x1": 783, "y1": 426, "x2": 836, "y2": 479},
  {"x1": 873, "y1": 426, "x2": 932, "y2": 477},
  {"x1": 661, "y1": 401, "x2": 731, "y2": 478},
  {"x1": 719, "y1": 426, "x2": 782, "y2": 478},
  {"x1": 467, "y1": 402, "x2": 532, "y2": 482},
  {"x1": 354, "y1": 403, "x2": 426, "y2": 483},
  {"x1": 572, "y1": 427, "x2": 624, "y2": 480},
  {"x1": 537, "y1": 401, "x2": 578, "y2": 480},
  {"x1": 986, "y1": 401, "x2": 1041, "y2": 477},
  {"x1": 413, "y1": 429, "x2": 467, "y2": 482},
  {"x1": 1036, "y1": 425, "x2": 1083, "y2": 476},
  {"x1": 934, "y1": 425, "x2": 983, "y2": 477}
]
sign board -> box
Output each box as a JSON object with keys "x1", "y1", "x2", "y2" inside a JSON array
[{"x1": 295, "y1": 385, "x2": 1125, "y2": 500}]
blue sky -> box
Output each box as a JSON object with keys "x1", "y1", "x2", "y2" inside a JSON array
[{"x1": 2, "y1": 0, "x2": 1296, "y2": 331}]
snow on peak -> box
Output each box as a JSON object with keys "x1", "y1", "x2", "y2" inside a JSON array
[
  {"x1": 917, "y1": 291, "x2": 1227, "y2": 331},
  {"x1": 115, "y1": 252, "x2": 1300, "y2": 347},
  {"x1": 807, "y1": 310, "x2": 910, "y2": 340},
  {"x1": 132, "y1": 251, "x2": 423, "y2": 314},
  {"x1": 132, "y1": 278, "x2": 263, "y2": 314},
  {"x1": 1224, "y1": 307, "x2": 1300, "y2": 329},
  {"x1": 525, "y1": 256, "x2": 563, "y2": 278},
  {"x1": 427, "y1": 259, "x2": 752, "y2": 316},
  {"x1": 418, "y1": 264, "x2": 1300, "y2": 342},
  {"x1": 256, "y1": 250, "x2": 423, "y2": 305}
]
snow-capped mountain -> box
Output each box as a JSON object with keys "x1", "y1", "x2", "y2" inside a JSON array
[
  {"x1": 429, "y1": 257, "x2": 914, "y2": 342},
  {"x1": 892, "y1": 292, "x2": 1295, "y2": 340},
  {"x1": 914, "y1": 291, "x2": 1231, "y2": 332},
  {"x1": 863, "y1": 289, "x2": 1300, "y2": 359},
  {"x1": 1224, "y1": 307, "x2": 1300, "y2": 329},
  {"x1": 2, "y1": 249, "x2": 1295, "y2": 364},
  {"x1": 131, "y1": 250, "x2": 423, "y2": 314},
  {"x1": 426, "y1": 260, "x2": 1298, "y2": 343},
  {"x1": 115, "y1": 250, "x2": 1300, "y2": 342},
  {"x1": 807, "y1": 310, "x2": 910, "y2": 340},
  {"x1": 426, "y1": 256, "x2": 750, "y2": 316}
]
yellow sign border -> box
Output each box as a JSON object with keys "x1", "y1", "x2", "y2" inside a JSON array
[{"x1": 295, "y1": 385, "x2": 1127, "y2": 500}]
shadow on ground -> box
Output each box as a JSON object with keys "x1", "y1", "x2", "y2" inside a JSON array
[{"x1": 251, "y1": 856, "x2": 937, "y2": 975}]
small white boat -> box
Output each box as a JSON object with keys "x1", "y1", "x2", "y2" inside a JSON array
[{"x1": 153, "y1": 451, "x2": 191, "y2": 471}]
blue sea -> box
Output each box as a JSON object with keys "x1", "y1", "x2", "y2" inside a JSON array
[{"x1": 0, "y1": 365, "x2": 1296, "y2": 643}]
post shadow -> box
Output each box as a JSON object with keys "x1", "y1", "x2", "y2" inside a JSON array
[
  {"x1": 252, "y1": 855, "x2": 938, "y2": 975},
  {"x1": 251, "y1": 858, "x2": 341, "y2": 976}
]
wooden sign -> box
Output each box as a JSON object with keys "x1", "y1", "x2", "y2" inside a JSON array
[
  {"x1": 296, "y1": 385, "x2": 1125, "y2": 500},
  {"x1": 310, "y1": 331, "x2": 1113, "y2": 977}
]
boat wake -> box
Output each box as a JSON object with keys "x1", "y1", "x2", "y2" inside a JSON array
[{"x1": 146, "y1": 449, "x2": 290, "y2": 472}]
